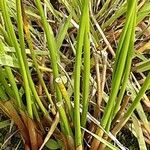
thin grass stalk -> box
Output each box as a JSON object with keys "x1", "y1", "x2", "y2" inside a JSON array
[
  {"x1": 91, "y1": 15, "x2": 115, "y2": 57},
  {"x1": 39, "y1": 112, "x2": 59, "y2": 150},
  {"x1": 32, "y1": 103, "x2": 41, "y2": 122},
  {"x1": 124, "y1": 73, "x2": 150, "y2": 120},
  {"x1": 82, "y1": 127, "x2": 120, "y2": 150},
  {"x1": 105, "y1": 0, "x2": 137, "y2": 120},
  {"x1": 126, "y1": 77, "x2": 150, "y2": 133},
  {"x1": 56, "y1": 101, "x2": 74, "y2": 144},
  {"x1": 56, "y1": 13, "x2": 72, "y2": 51},
  {"x1": 0, "y1": 0, "x2": 33, "y2": 117},
  {"x1": 45, "y1": 0, "x2": 62, "y2": 19},
  {"x1": 56, "y1": 13, "x2": 73, "y2": 63},
  {"x1": 0, "y1": 85, "x2": 8, "y2": 100},
  {"x1": 28, "y1": 75, "x2": 48, "y2": 115},
  {"x1": 22, "y1": 5, "x2": 56, "y2": 114},
  {"x1": 34, "y1": 0, "x2": 73, "y2": 138},
  {"x1": 34, "y1": 0, "x2": 61, "y2": 80},
  {"x1": 112, "y1": 73, "x2": 150, "y2": 135},
  {"x1": 5, "y1": 67, "x2": 22, "y2": 107},
  {"x1": 0, "y1": 24, "x2": 12, "y2": 46},
  {"x1": 55, "y1": 77, "x2": 73, "y2": 120},
  {"x1": 16, "y1": 0, "x2": 25, "y2": 54},
  {"x1": 102, "y1": 0, "x2": 148, "y2": 29},
  {"x1": 113, "y1": 10, "x2": 136, "y2": 117},
  {"x1": 101, "y1": 3, "x2": 126, "y2": 29},
  {"x1": 15, "y1": 0, "x2": 49, "y2": 115},
  {"x1": 74, "y1": 0, "x2": 89, "y2": 148},
  {"x1": 99, "y1": 20, "x2": 135, "y2": 144},
  {"x1": 101, "y1": 12, "x2": 135, "y2": 131},
  {"x1": 0, "y1": 42, "x2": 15, "y2": 98},
  {"x1": 81, "y1": 15, "x2": 91, "y2": 128},
  {"x1": 0, "y1": 40, "x2": 21, "y2": 107},
  {"x1": 91, "y1": 1, "x2": 137, "y2": 149},
  {"x1": 89, "y1": 19, "x2": 99, "y2": 46},
  {"x1": 135, "y1": 60, "x2": 150, "y2": 72},
  {"x1": 132, "y1": 115, "x2": 147, "y2": 150},
  {"x1": 0, "y1": 70, "x2": 14, "y2": 98},
  {"x1": 112, "y1": 93, "x2": 131, "y2": 124},
  {"x1": 92, "y1": 53, "x2": 102, "y2": 119},
  {"x1": 59, "y1": 0, "x2": 79, "y2": 21},
  {"x1": 112, "y1": 1, "x2": 137, "y2": 77},
  {"x1": 96, "y1": 0, "x2": 111, "y2": 19}
]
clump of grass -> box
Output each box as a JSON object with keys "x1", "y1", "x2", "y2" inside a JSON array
[{"x1": 0, "y1": 0, "x2": 150, "y2": 150}]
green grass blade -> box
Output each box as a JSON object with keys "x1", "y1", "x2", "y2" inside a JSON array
[
  {"x1": 81, "y1": 10, "x2": 90, "y2": 128},
  {"x1": 125, "y1": 73, "x2": 150, "y2": 120},
  {"x1": 0, "y1": 85, "x2": 8, "y2": 100},
  {"x1": 134, "y1": 60, "x2": 150, "y2": 73},
  {"x1": 113, "y1": 7, "x2": 137, "y2": 117},
  {"x1": 1, "y1": 0, "x2": 33, "y2": 117},
  {"x1": 34, "y1": 0, "x2": 73, "y2": 139},
  {"x1": 15, "y1": 0, "x2": 48, "y2": 115},
  {"x1": 0, "y1": 69, "x2": 14, "y2": 98},
  {"x1": 56, "y1": 13, "x2": 72, "y2": 51},
  {"x1": 91, "y1": 1, "x2": 137, "y2": 149},
  {"x1": 132, "y1": 115, "x2": 147, "y2": 150},
  {"x1": 113, "y1": 73, "x2": 150, "y2": 135},
  {"x1": 0, "y1": 39, "x2": 21, "y2": 107},
  {"x1": 73, "y1": 0, "x2": 89, "y2": 147}
]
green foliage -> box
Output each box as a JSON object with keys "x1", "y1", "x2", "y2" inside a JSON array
[{"x1": 0, "y1": 0, "x2": 150, "y2": 149}]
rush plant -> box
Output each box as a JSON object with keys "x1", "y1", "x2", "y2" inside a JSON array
[{"x1": 0, "y1": 0, "x2": 150, "y2": 150}]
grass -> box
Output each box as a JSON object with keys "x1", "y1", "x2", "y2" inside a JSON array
[{"x1": 0, "y1": 0, "x2": 150, "y2": 150}]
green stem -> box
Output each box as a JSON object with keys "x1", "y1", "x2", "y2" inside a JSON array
[
  {"x1": 0, "y1": 70, "x2": 14, "y2": 99},
  {"x1": 96, "y1": 0, "x2": 111, "y2": 19},
  {"x1": 113, "y1": 10, "x2": 136, "y2": 117},
  {"x1": 23, "y1": 10, "x2": 56, "y2": 114},
  {"x1": 5, "y1": 67, "x2": 22, "y2": 107},
  {"x1": 16, "y1": 0, "x2": 48, "y2": 115},
  {"x1": 0, "y1": 84, "x2": 8, "y2": 100},
  {"x1": 1, "y1": 0, "x2": 33, "y2": 118},
  {"x1": 35, "y1": 0, "x2": 72, "y2": 137},
  {"x1": 74, "y1": 0, "x2": 89, "y2": 147},
  {"x1": 125, "y1": 73, "x2": 150, "y2": 120},
  {"x1": 101, "y1": 15, "x2": 134, "y2": 130},
  {"x1": 55, "y1": 77, "x2": 73, "y2": 120},
  {"x1": 81, "y1": 9, "x2": 90, "y2": 128},
  {"x1": 113, "y1": 73, "x2": 150, "y2": 135}
]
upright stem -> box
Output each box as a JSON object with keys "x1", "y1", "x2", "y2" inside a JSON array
[
  {"x1": 74, "y1": 0, "x2": 89, "y2": 148},
  {"x1": 81, "y1": 11, "x2": 91, "y2": 128},
  {"x1": 1, "y1": 0, "x2": 33, "y2": 118},
  {"x1": 16, "y1": 0, "x2": 48, "y2": 115},
  {"x1": 34, "y1": 0, "x2": 73, "y2": 138},
  {"x1": 112, "y1": 73, "x2": 150, "y2": 135}
]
